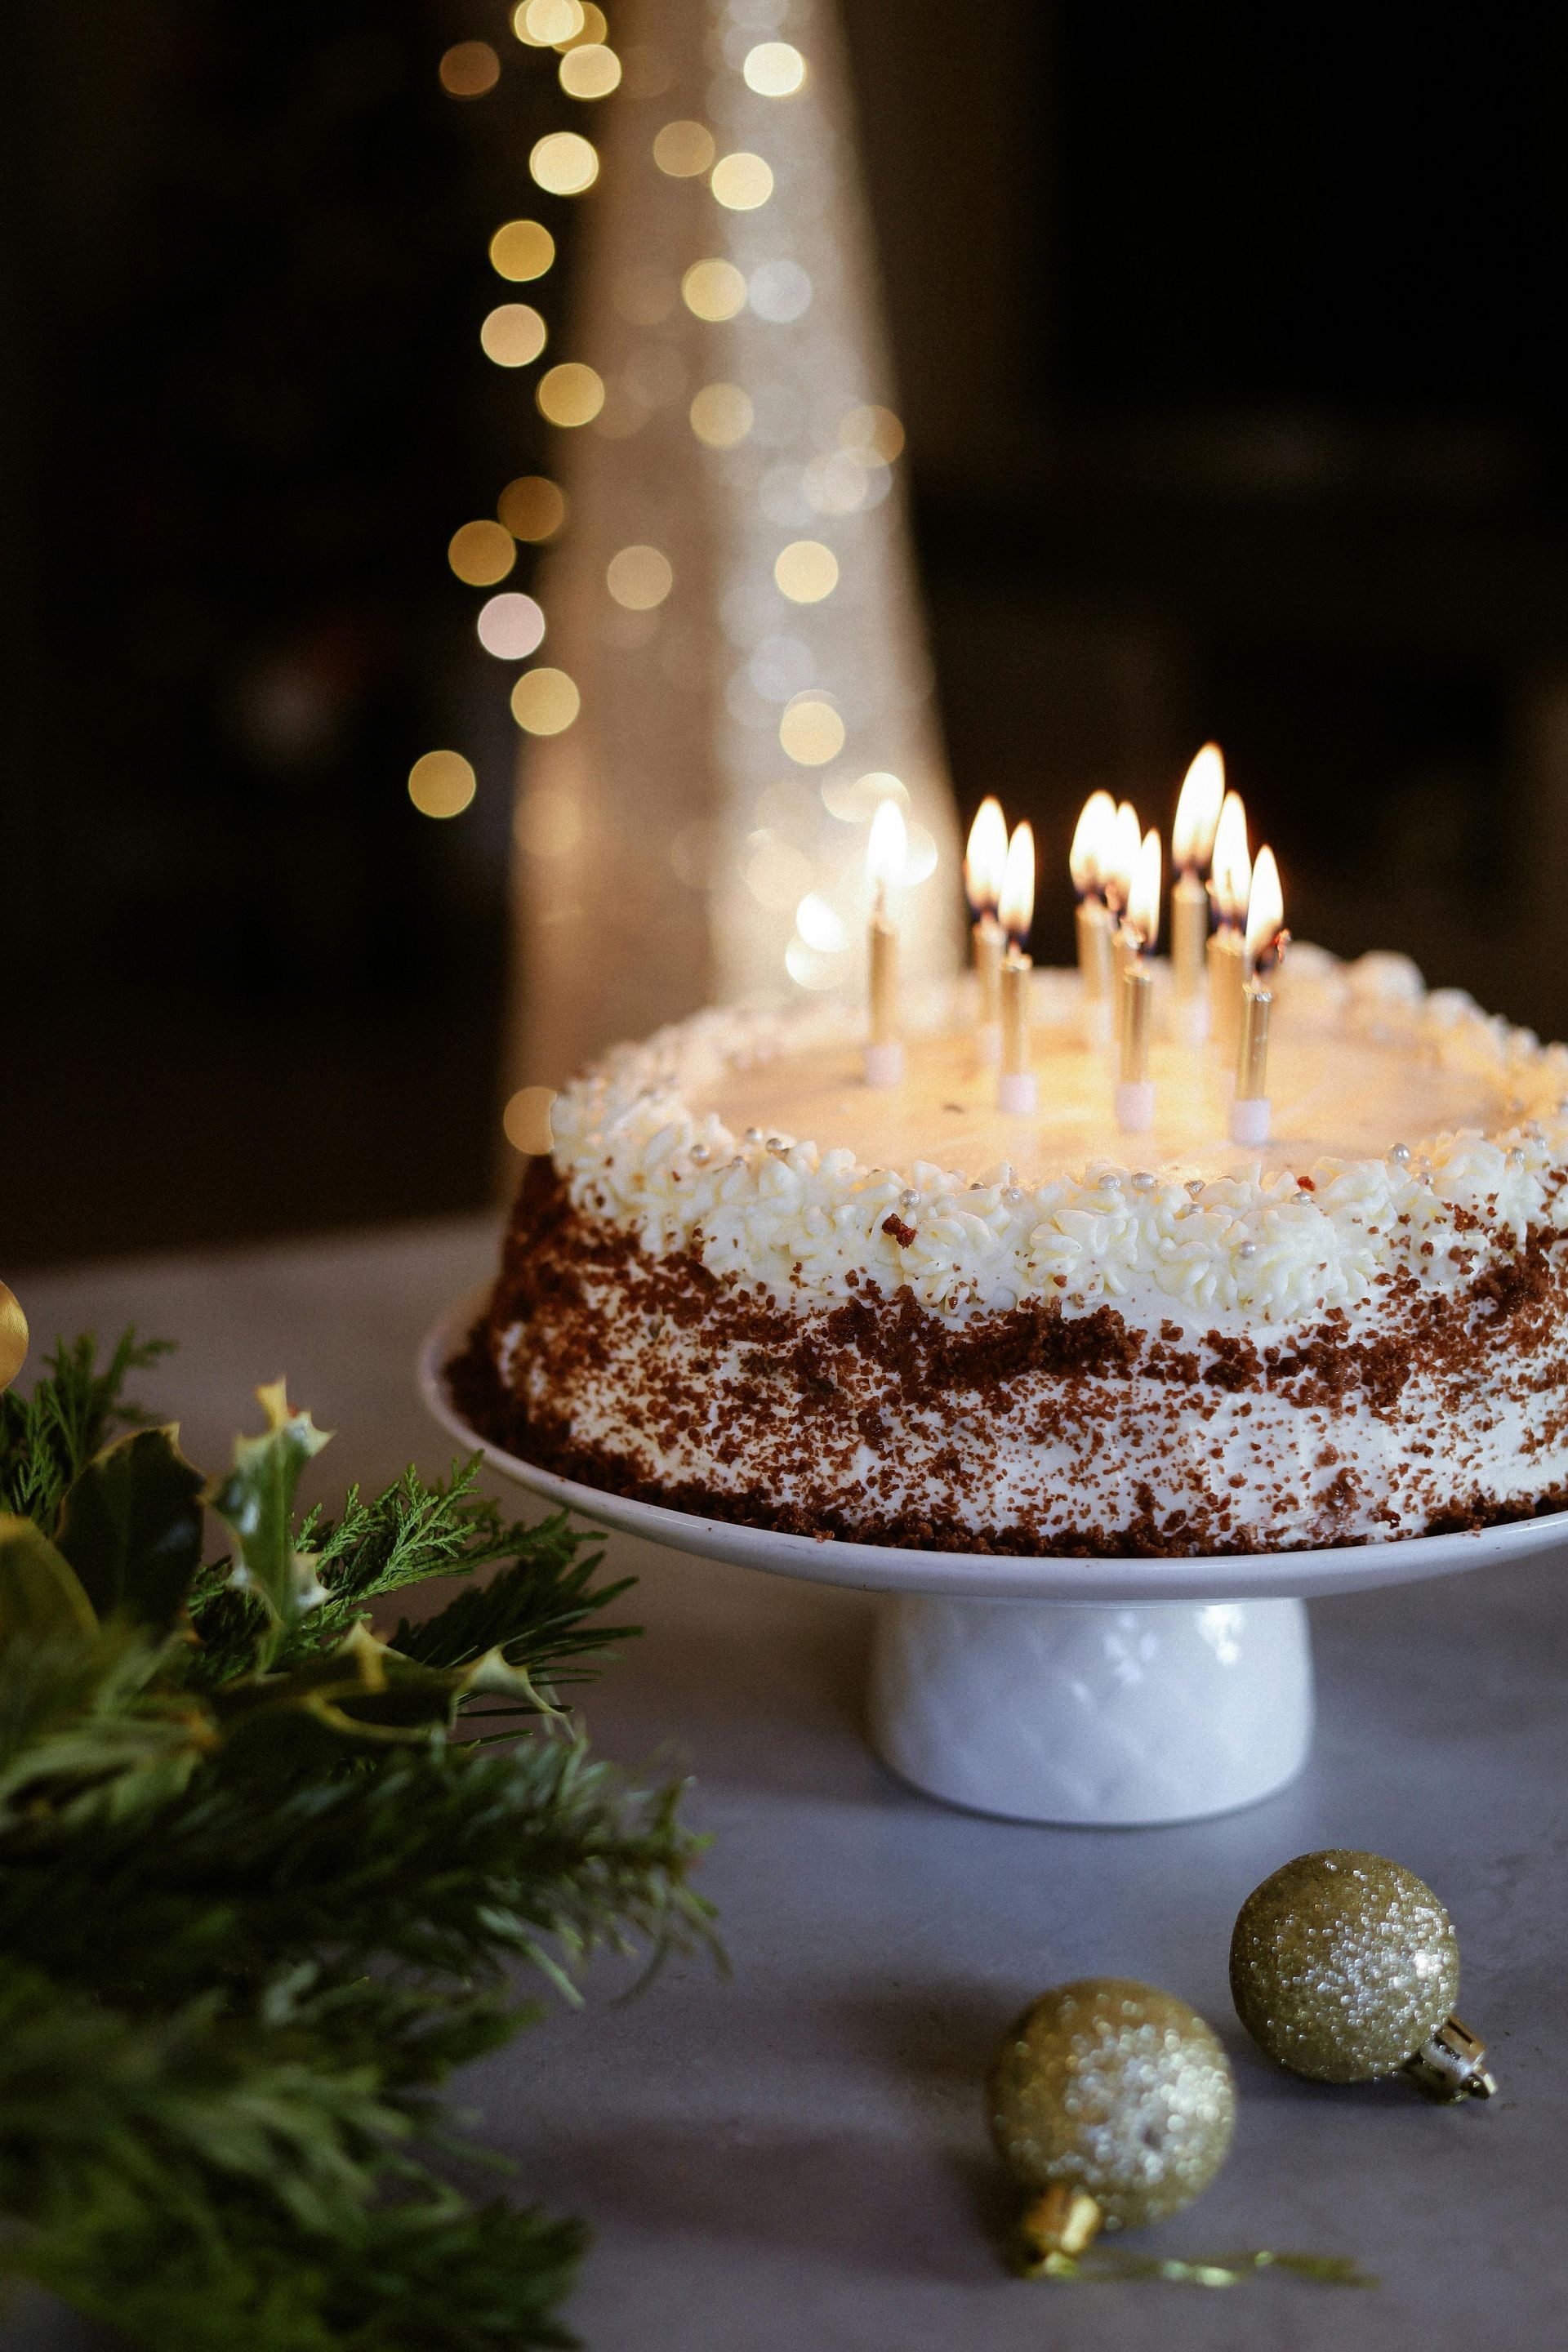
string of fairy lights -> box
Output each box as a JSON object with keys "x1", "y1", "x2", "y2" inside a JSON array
[
  {"x1": 420, "y1": 3, "x2": 828, "y2": 822},
  {"x1": 429, "y1": 1, "x2": 940, "y2": 1148}
]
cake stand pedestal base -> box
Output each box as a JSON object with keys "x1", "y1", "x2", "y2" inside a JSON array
[{"x1": 866, "y1": 1594, "x2": 1313, "y2": 1826}]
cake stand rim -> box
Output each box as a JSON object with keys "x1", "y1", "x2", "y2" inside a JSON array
[{"x1": 416, "y1": 1287, "x2": 1568, "y2": 1604}]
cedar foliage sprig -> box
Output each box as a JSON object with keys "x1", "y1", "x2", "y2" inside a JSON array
[{"x1": 0, "y1": 1334, "x2": 714, "y2": 2349}]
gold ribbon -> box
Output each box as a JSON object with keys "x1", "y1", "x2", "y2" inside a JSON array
[{"x1": 1027, "y1": 2248, "x2": 1376, "y2": 2288}]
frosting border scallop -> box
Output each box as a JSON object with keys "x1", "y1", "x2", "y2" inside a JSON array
[{"x1": 546, "y1": 953, "x2": 1568, "y2": 1331}]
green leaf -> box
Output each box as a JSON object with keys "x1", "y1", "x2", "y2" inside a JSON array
[
  {"x1": 0, "y1": 1516, "x2": 110, "y2": 1775},
  {"x1": 0, "y1": 1515, "x2": 98, "y2": 1649},
  {"x1": 206, "y1": 1381, "x2": 332, "y2": 1637},
  {"x1": 55, "y1": 1425, "x2": 204, "y2": 1633}
]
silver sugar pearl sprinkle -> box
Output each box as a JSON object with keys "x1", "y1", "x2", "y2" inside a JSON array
[
  {"x1": 1186, "y1": 1178, "x2": 1205, "y2": 1197},
  {"x1": 1131, "y1": 1171, "x2": 1156, "y2": 1192},
  {"x1": 1391, "y1": 1143, "x2": 1411, "y2": 1165},
  {"x1": 1004, "y1": 1187, "x2": 1023, "y2": 1206},
  {"x1": 1237, "y1": 1241, "x2": 1258, "y2": 1259},
  {"x1": 744, "y1": 1127, "x2": 762, "y2": 1143},
  {"x1": 1507, "y1": 1147, "x2": 1525, "y2": 1167},
  {"x1": 900, "y1": 1189, "x2": 918, "y2": 1209}
]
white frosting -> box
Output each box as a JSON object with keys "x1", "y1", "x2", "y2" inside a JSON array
[{"x1": 548, "y1": 953, "x2": 1568, "y2": 1332}]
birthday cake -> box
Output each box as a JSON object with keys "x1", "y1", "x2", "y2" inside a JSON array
[{"x1": 450, "y1": 948, "x2": 1568, "y2": 1556}]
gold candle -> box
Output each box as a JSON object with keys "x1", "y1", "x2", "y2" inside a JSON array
[
  {"x1": 1169, "y1": 745, "x2": 1224, "y2": 1023},
  {"x1": 1120, "y1": 962, "x2": 1154, "y2": 1086},
  {"x1": 863, "y1": 800, "x2": 906, "y2": 1088},
  {"x1": 870, "y1": 912, "x2": 898, "y2": 1045},
  {"x1": 1171, "y1": 874, "x2": 1208, "y2": 990},
  {"x1": 1076, "y1": 899, "x2": 1113, "y2": 1004},
  {"x1": 1227, "y1": 845, "x2": 1287, "y2": 1146},
  {"x1": 964, "y1": 797, "x2": 1009, "y2": 1060},
  {"x1": 1207, "y1": 928, "x2": 1248, "y2": 1058},
  {"x1": 996, "y1": 822, "x2": 1038, "y2": 1114},
  {"x1": 1070, "y1": 792, "x2": 1117, "y2": 1045},
  {"x1": 1236, "y1": 980, "x2": 1272, "y2": 1100},
  {"x1": 973, "y1": 915, "x2": 1004, "y2": 1025},
  {"x1": 1206, "y1": 787, "x2": 1252, "y2": 1060},
  {"x1": 1001, "y1": 949, "x2": 1031, "y2": 1067},
  {"x1": 1113, "y1": 826, "x2": 1161, "y2": 1134}
]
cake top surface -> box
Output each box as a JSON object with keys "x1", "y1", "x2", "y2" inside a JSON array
[{"x1": 546, "y1": 949, "x2": 1568, "y2": 1330}]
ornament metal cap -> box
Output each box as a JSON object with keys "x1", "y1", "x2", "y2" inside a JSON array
[
  {"x1": 1018, "y1": 2185, "x2": 1103, "y2": 2274},
  {"x1": 1404, "y1": 2013, "x2": 1497, "y2": 2104}
]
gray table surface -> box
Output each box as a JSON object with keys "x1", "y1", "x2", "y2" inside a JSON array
[{"x1": 7, "y1": 1216, "x2": 1566, "y2": 2352}]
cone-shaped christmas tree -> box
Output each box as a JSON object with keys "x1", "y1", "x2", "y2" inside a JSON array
[{"x1": 508, "y1": 0, "x2": 960, "y2": 1089}]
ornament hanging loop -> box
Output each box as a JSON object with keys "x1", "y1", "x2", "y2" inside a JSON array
[{"x1": 1403, "y1": 2013, "x2": 1497, "y2": 2103}]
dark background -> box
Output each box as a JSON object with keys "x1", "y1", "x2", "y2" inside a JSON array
[{"x1": 3, "y1": 1, "x2": 1566, "y2": 1268}]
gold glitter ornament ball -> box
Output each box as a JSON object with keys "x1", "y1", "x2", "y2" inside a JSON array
[
  {"x1": 987, "y1": 1980, "x2": 1236, "y2": 2230},
  {"x1": 1230, "y1": 1849, "x2": 1459, "y2": 2082}
]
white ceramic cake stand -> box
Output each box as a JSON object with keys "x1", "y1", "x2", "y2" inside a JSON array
[{"x1": 417, "y1": 1294, "x2": 1568, "y2": 1829}]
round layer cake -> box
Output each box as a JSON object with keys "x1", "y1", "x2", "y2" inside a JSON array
[{"x1": 452, "y1": 949, "x2": 1568, "y2": 1554}]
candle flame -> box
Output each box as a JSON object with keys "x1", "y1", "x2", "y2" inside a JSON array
[
  {"x1": 1104, "y1": 800, "x2": 1141, "y2": 915},
  {"x1": 998, "y1": 821, "x2": 1035, "y2": 947},
  {"x1": 1210, "y1": 791, "x2": 1251, "y2": 927},
  {"x1": 866, "y1": 798, "x2": 907, "y2": 906},
  {"x1": 1069, "y1": 790, "x2": 1116, "y2": 898},
  {"x1": 1245, "y1": 844, "x2": 1288, "y2": 971},
  {"x1": 1172, "y1": 743, "x2": 1224, "y2": 873},
  {"x1": 1126, "y1": 826, "x2": 1162, "y2": 952},
  {"x1": 964, "y1": 796, "x2": 1008, "y2": 917}
]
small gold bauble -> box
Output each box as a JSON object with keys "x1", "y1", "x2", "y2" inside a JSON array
[
  {"x1": 988, "y1": 1978, "x2": 1236, "y2": 2230},
  {"x1": 0, "y1": 1283, "x2": 27, "y2": 1396},
  {"x1": 1230, "y1": 1848, "x2": 1459, "y2": 2082}
]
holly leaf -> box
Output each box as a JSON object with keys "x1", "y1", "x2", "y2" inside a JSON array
[
  {"x1": 0, "y1": 1515, "x2": 107, "y2": 1770},
  {"x1": 206, "y1": 1382, "x2": 332, "y2": 1635},
  {"x1": 0, "y1": 1515, "x2": 98, "y2": 1650},
  {"x1": 55, "y1": 1427, "x2": 204, "y2": 1633}
]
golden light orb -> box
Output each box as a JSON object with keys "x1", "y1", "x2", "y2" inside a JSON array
[
  {"x1": 773, "y1": 539, "x2": 839, "y2": 603},
  {"x1": 840, "y1": 402, "x2": 905, "y2": 463},
  {"x1": 408, "y1": 751, "x2": 477, "y2": 818},
  {"x1": 529, "y1": 130, "x2": 599, "y2": 195},
  {"x1": 537, "y1": 362, "x2": 604, "y2": 425},
  {"x1": 779, "y1": 697, "x2": 844, "y2": 766},
  {"x1": 510, "y1": 666, "x2": 581, "y2": 734},
  {"x1": 498, "y1": 474, "x2": 567, "y2": 540},
  {"x1": 479, "y1": 303, "x2": 547, "y2": 368},
  {"x1": 439, "y1": 42, "x2": 501, "y2": 96},
  {"x1": 710, "y1": 150, "x2": 774, "y2": 210},
  {"x1": 605, "y1": 545, "x2": 675, "y2": 611},
  {"x1": 653, "y1": 119, "x2": 716, "y2": 176},
  {"x1": 681, "y1": 259, "x2": 748, "y2": 321},
  {"x1": 514, "y1": 0, "x2": 584, "y2": 45},
  {"x1": 502, "y1": 1085, "x2": 557, "y2": 1153},
  {"x1": 742, "y1": 42, "x2": 806, "y2": 96},
  {"x1": 559, "y1": 42, "x2": 621, "y2": 97},
  {"x1": 448, "y1": 519, "x2": 516, "y2": 586},
  {"x1": 488, "y1": 219, "x2": 555, "y2": 281},
  {"x1": 689, "y1": 381, "x2": 754, "y2": 447}
]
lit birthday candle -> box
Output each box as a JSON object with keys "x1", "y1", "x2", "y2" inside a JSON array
[
  {"x1": 996, "y1": 821, "x2": 1036, "y2": 1116},
  {"x1": 1169, "y1": 744, "x2": 1224, "y2": 1044},
  {"x1": 1070, "y1": 791, "x2": 1116, "y2": 1045},
  {"x1": 1229, "y1": 846, "x2": 1289, "y2": 1146},
  {"x1": 863, "y1": 799, "x2": 906, "y2": 1089},
  {"x1": 964, "y1": 796, "x2": 1009, "y2": 1065},
  {"x1": 1207, "y1": 790, "x2": 1252, "y2": 1060},
  {"x1": 1106, "y1": 799, "x2": 1143, "y2": 1001},
  {"x1": 1115, "y1": 827, "x2": 1162, "y2": 1134}
]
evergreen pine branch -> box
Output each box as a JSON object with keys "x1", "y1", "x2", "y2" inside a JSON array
[
  {"x1": 0, "y1": 1333, "x2": 718, "y2": 2348},
  {"x1": 0, "y1": 1959, "x2": 586, "y2": 2350}
]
